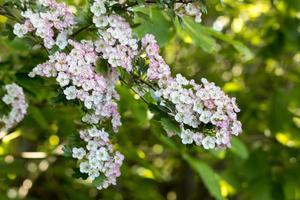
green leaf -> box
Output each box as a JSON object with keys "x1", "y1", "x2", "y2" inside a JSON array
[
  {"x1": 182, "y1": 17, "x2": 253, "y2": 60},
  {"x1": 28, "y1": 106, "x2": 49, "y2": 130},
  {"x1": 230, "y1": 137, "x2": 249, "y2": 159},
  {"x1": 180, "y1": 18, "x2": 217, "y2": 53},
  {"x1": 92, "y1": 175, "x2": 105, "y2": 187},
  {"x1": 157, "y1": 131, "x2": 178, "y2": 151},
  {"x1": 183, "y1": 154, "x2": 224, "y2": 200},
  {"x1": 133, "y1": 7, "x2": 175, "y2": 45},
  {"x1": 160, "y1": 117, "x2": 181, "y2": 135}
]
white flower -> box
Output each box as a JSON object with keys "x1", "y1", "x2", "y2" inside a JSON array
[
  {"x1": 13, "y1": 23, "x2": 28, "y2": 38},
  {"x1": 96, "y1": 147, "x2": 110, "y2": 161},
  {"x1": 90, "y1": 2, "x2": 106, "y2": 16},
  {"x1": 201, "y1": 136, "x2": 216, "y2": 149},
  {"x1": 0, "y1": 83, "x2": 28, "y2": 132},
  {"x1": 180, "y1": 129, "x2": 193, "y2": 144},
  {"x1": 193, "y1": 101, "x2": 204, "y2": 113},
  {"x1": 2, "y1": 95, "x2": 14, "y2": 105},
  {"x1": 88, "y1": 127, "x2": 100, "y2": 137},
  {"x1": 89, "y1": 170, "x2": 100, "y2": 181},
  {"x1": 192, "y1": 133, "x2": 204, "y2": 146},
  {"x1": 87, "y1": 140, "x2": 98, "y2": 151},
  {"x1": 231, "y1": 121, "x2": 242, "y2": 136},
  {"x1": 199, "y1": 110, "x2": 212, "y2": 124},
  {"x1": 174, "y1": 112, "x2": 184, "y2": 123},
  {"x1": 56, "y1": 72, "x2": 70, "y2": 87},
  {"x1": 64, "y1": 86, "x2": 77, "y2": 100},
  {"x1": 79, "y1": 161, "x2": 90, "y2": 173},
  {"x1": 56, "y1": 31, "x2": 68, "y2": 49},
  {"x1": 72, "y1": 147, "x2": 86, "y2": 159},
  {"x1": 176, "y1": 74, "x2": 189, "y2": 85},
  {"x1": 93, "y1": 16, "x2": 109, "y2": 28},
  {"x1": 84, "y1": 96, "x2": 93, "y2": 109}
]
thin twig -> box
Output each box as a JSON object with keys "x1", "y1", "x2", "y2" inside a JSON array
[{"x1": 119, "y1": 77, "x2": 150, "y2": 105}]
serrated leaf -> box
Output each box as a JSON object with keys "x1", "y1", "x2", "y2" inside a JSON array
[
  {"x1": 160, "y1": 117, "x2": 181, "y2": 135},
  {"x1": 180, "y1": 18, "x2": 217, "y2": 53},
  {"x1": 183, "y1": 154, "x2": 224, "y2": 200},
  {"x1": 182, "y1": 17, "x2": 253, "y2": 60},
  {"x1": 133, "y1": 7, "x2": 175, "y2": 45},
  {"x1": 230, "y1": 137, "x2": 249, "y2": 159}
]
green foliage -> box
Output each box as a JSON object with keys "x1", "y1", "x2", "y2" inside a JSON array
[
  {"x1": 183, "y1": 154, "x2": 224, "y2": 200},
  {"x1": 1, "y1": 0, "x2": 300, "y2": 199},
  {"x1": 230, "y1": 137, "x2": 248, "y2": 160},
  {"x1": 133, "y1": 7, "x2": 176, "y2": 45}
]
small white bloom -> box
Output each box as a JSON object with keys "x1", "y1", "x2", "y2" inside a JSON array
[
  {"x1": 96, "y1": 147, "x2": 110, "y2": 161},
  {"x1": 56, "y1": 31, "x2": 68, "y2": 49},
  {"x1": 72, "y1": 147, "x2": 86, "y2": 159},
  {"x1": 90, "y1": 2, "x2": 106, "y2": 16},
  {"x1": 193, "y1": 101, "x2": 204, "y2": 113},
  {"x1": 193, "y1": 133, "x2": 204, "y2": 146},
  {"x1": 56, "y1": 72, "x2": 70, "y2": 87},
  {"x1": 79, "y1": 161, "x2": 90, "y2": 173},
  {"x1": 86, "y1": 140, "x2": 98, "y2": 151},
  {"x1": 176, "y1": 74, "x2": 189, "y2": 85},
  {"x1": 64, "y1": 86, "x2": 77, "y2": 100},
  {"x1": 180, "y1": 129, "x2": 193, "y2": 144},
  {"x1": 13, "y1": 23, "x2": 28, "y2": 38},
  {"x1": 88, "y1": 169, "x2": 100, "y2": 181},
  {"x1": 199, "y1": 110, "x2": 212, "y2": 124},
  {"x1": 93, "y1": 16, "x2": 109, "y2": 28},
  {"x1": 88, "y1": 127, "x2": 100, "y2": 137},
  {"x1": 2, "y1": 95, "x2": 14, "y2": 105},
  {"x1": 201, "y1": 136, "x2": 216, "y2": 149}
]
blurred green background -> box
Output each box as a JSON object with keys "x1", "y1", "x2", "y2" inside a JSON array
[{"x1": 1, "y1": 0, "x2": 300, "y2": 199}]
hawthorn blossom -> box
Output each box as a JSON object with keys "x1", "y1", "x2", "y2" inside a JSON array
[
  {"x1": 0, "y1": 83, "x2": 28, "y2": 133},
  {"x1": 29, "y1": 40, "x2": 122, "y2": 132},
  {"x1": 73, "y1": 127, "x2": 124, "y2": 190},
  {"x1": 13, "y1": 0, "x2": 75, "y2": 49},
  {"x1": 141, "y1": 34, "x2": 171, "y2": 80},
  {"x1": 142, "y1": 34, "x2": 242, "y2": 149},
  {"x1": 91, "y1": 0, "x2": 139, "y2": 71}
]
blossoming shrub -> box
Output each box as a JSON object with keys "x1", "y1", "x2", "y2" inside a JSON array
[{"x1": 0, "y1": 0, "x2": 241, "y2": 191}]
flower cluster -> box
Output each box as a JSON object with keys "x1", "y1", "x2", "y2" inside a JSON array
[
  {"x1": 29, "y1": 40, "x2": 121, "y2": 132},
  {"x1": 174, "y1": 2, "x2": 202, "y2": 23},
  {"x1": 141, "y1": 34, "x2": 171, "y2": 80},
  {"x1": 0, "y1": 83, "x2": 28, "y2": 133},
  {"x1": 8, "y1": 0, "x2": 242, "y2": 191},
  {"x1": 72, "y1": 127, "x2": 124, "y2": 190},
  {"x1": 156, "y1": 76, "x2": 242, "y2": 149},
  {"x1": 13, "y1": 0, "x2": 74, "y2": 49},
  {"x1": 91, "y1": 0, "x2": 139, "y2": 71},
  {"x1": 142, "y1": 34, "x2": 242, "y2": 149}
]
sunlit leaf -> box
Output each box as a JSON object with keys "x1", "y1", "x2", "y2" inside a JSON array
[
  {"x1": 183, "y1": 153, "x2": 224, "y2": 200},
  {"x1": 230, "y1": 137, "x2": 249, "y2": 159}
]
